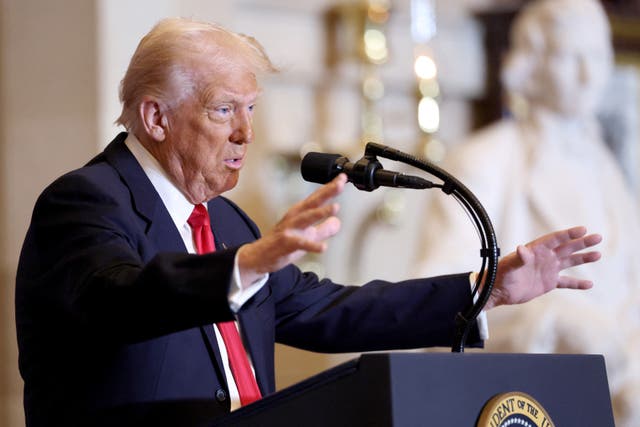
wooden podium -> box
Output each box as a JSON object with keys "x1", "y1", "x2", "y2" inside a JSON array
[{"x1": 212, "y1": 353, "x2": 614, "y2": 426}]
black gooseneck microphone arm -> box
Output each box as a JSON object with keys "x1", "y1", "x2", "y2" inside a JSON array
[{"x1": 362, "y1": 142, "x2": 500, "y2": 353}]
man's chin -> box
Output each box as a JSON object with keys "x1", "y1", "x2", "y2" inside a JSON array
[{"x1": 219, "y1": 173, "x2": 240, "y2": 195}]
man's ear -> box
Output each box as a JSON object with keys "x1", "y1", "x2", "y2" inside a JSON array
[{"x1": 139, "y1": 97, "x2": 169, "y2": 142}]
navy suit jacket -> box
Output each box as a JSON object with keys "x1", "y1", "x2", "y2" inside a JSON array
[{"x1": 16, "y1": 133, "x2": 481, "y2": 426}]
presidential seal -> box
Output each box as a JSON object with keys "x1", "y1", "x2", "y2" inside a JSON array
[{"x1": 477, "y1": 391, "x2": 555, "y2": 427}]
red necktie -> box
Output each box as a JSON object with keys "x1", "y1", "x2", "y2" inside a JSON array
[{"x1": 187, "y1": 204, "x2": 262, "y2": 406}]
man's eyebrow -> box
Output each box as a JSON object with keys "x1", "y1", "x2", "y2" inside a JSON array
[{"x1": 207, "y1": 92, "x2": 260, "y2": 105}]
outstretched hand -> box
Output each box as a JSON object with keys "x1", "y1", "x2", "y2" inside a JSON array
[
  {"x1": 237, "y1": 174, "x2": 347, "y2": 287},
  {"x1": 485, "y1": 226, "x2": 602, "y2": 310}
]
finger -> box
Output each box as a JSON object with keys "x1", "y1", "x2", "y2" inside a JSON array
[
  {"x1": 286, "y1": 203, "x2": 339, "y2": 230},
  {"x1": 516, "y1": 244, "x2": 533, "y2": 264},
  {"x1": 566, "y1": 225, "x2": 589, "y2": 239},
  {"x1": 535, "y1": 226, "x2": 588, "y2": 250},
  {"x1": 557, "y1": 275, "x2": 594, "y2": 290},
  {"x1": 279, "y1": 215, "x2": 341, "y2": 249},
  {"x1": 559, "y1": 250, "x2": 602, "y2": 270},
  {"x1": 293, "y1": 217, "x2": 341, "y2": 250},
  {"x1": 312, "y1": 216, "x2": 341, "y2": 241},
  {"x1": 281, "y1": 231, "x2": 328, "y2": 254},
  {"x1": 292, "y1": 174, "x2": 347, "y2": 214},
  {"x1": 308, "y1": 173, "x2": 346, "y2": 206},
  {"x1": 555, "y1": 233, "x2": 602, "y2": 258}
]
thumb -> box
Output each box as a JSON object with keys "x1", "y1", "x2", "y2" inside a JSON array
[{"x1": 516, "y1": 244, "x2": 533, "y2": 265}]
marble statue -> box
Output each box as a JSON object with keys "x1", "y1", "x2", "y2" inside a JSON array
[{"x1": 415, "y1": 0, "x2": 640, "y2": 424}]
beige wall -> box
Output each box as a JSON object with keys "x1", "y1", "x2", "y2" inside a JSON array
[{"x1": 1, "y1": 1, "x2": 99, "y2": 424}]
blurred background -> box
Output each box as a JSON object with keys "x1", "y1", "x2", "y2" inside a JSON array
[{"x1": 1, "y1": 0, "x2": 639, "y2": 425}]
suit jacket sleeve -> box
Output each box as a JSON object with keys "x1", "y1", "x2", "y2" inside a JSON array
[
  {"x1": 268, "y1": 267, "x2": 482, "y2": 352},
  {"x1": 209, "y1": 196, "x2": 483, "y2": 353}
]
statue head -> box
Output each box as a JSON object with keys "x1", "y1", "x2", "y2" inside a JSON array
[{"x1": 501, "y1": 0, "x2": 613, "y2": 119}]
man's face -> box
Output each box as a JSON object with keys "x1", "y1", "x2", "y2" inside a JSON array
[{"x1": 161, "y1": 63, "x2": 260, "y2": 203}]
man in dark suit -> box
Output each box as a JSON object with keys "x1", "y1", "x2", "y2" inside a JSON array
[{"x1": 15, "y1": 18, "x2": 602, "y2": 426}]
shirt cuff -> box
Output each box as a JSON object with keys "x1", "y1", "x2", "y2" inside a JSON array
[
  {"x1": 469, "y1": 272, "x2": 490, "y2": 340},
  {"x1": 228, "y1": 252, "x2": 269, "y2": 313}
]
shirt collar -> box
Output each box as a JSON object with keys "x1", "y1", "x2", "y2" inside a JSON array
[{"x1": 124, "y1": 133, "x2": 197, "y2": 230}]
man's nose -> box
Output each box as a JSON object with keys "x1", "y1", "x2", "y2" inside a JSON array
[{"x1": 230, "y1": 110, "x2": 253, "y2": 144}]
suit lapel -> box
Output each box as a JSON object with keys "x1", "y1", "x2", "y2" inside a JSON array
[
  {"x1": 103, "y1": 134, "x2": 156, "y2": 227},
  {"x1": 102, "y1": 133, "x2": 228, "y2": 385},
  {"x1": 103, "y1": 133, "x2": 186, "y2": 253}
]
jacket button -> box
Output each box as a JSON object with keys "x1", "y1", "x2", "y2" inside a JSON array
[{"x1": 215, "y1": 389, "x2": 227, "y2": 402}]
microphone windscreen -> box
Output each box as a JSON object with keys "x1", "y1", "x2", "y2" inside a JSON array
[{"x1": 300, "y1": 152, "x2": 342, "y2": 184}]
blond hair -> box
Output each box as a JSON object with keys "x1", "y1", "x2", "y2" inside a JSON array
[{"x1": 116, "y1": 18, "x2": 277, "y2": 132}]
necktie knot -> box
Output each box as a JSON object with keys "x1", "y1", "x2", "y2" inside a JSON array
[
  {"x1": 188, "y1": 204, "x2": 215, "y2": 254},
  {"x1": 187, "y1": 204, "x2": 210, "y2": 229}
]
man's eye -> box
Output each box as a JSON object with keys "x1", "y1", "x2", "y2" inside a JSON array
[
  {"x1": 206, "y1": 105, "x2": 234, "y2": 122},
  {"x1": 248, "y1": 104, "x2": 255, "y2": 114},
  {"x1": 216, "y1": 106, "x2": 232, "y2": 115}
]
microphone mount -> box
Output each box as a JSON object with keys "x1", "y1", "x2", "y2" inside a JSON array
[
  {"x1": 328, "y1": 142, "x2": 500, "y2": 353},
  {"x1": 339, "y1": 154, "x2": 383, "y2": 191}
]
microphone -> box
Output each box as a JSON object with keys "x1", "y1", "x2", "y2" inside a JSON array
[{"x1": 301, "y1": 152, "x2": 433, "y2": 191}]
